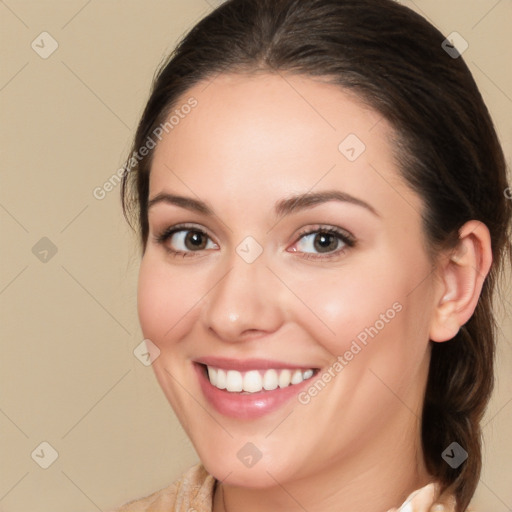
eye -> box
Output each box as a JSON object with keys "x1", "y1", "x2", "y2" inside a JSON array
[
  {"x1": 153, "y1": 223, "x2": 355, "y2": 260},
  {"x1": 153, "y1": 224, "x2": 218, "y2": 257},
  {"x1": 290, "y1": 226, "x2": 355, "y2": 260}
]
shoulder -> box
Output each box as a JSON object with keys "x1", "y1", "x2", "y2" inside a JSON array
[{"x1": 111, "y1": 464, "x2": 216, "y2": 512}]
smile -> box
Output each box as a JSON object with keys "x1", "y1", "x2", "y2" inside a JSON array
[
  {"x1": 194, "y1": 359, "x2": 320, "y2": 419},
  {"x1": 206, "y1": 366, "x2": 315, "y2": 393}
]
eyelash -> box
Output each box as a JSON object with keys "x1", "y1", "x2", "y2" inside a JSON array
[{"x1": 152, "y1": 223, "x2": 356, "y2": 260}]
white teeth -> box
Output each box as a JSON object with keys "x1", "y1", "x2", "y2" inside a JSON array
[
  {"x1": 205, "y1": 366, "x2": 315, "y2": 393},
  {"x1": 226, "y1": 370, "x2": 243, "y2": 392},
  {"x1": 303, "y1": 369, "x2": 314, "y2": 380},
  {"x1": 243, "y1": 370, "x2": 262, "y2": 393},
  {"x1": 207, "y1": 366, "x2": 217, "y2": 386},
  {"x1": 216, "y1": 369, "x2": 227, "y2": 390},
  {"x1": 278, "y1": 369, "x2": 292, "y2": 388},
  {"x1": 262, "y1": 369, "x2": 278, "y2": 391},
  {"x1": 290, "y1": 369, "x2": 303, "y2": 385}
]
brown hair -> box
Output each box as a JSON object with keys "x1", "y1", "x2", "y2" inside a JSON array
[{"x1": 121, "y1": 1, "x2": 512, "y2": 509}]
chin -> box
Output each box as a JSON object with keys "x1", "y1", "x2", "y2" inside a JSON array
[
  {"x1": 196, "y1": 437, "x2": 305, "y2": 489},
  {"x1": 201, "y1": 457, "x2": 284, "y2": 488}
]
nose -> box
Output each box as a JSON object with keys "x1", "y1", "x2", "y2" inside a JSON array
[{"x1": 200, "y1": 254, "x2": 284, "y2": 343}]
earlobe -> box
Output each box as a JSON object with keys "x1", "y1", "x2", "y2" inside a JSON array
[{"x1": 429, "y1": 220, "x2": 493, "y2": 343}]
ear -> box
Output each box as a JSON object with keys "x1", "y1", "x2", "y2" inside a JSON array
[{"x1": 429, "y1": 220, "x2": 493, "y2": 342}]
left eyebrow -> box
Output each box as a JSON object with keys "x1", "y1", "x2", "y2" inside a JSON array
[{"x1": 274, "y1": 190, "x2": 380, "y2": 218}]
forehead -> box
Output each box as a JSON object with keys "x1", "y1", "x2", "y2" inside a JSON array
[{"x1": 149, "y1": 72, "x2": 420, "y2": 219}]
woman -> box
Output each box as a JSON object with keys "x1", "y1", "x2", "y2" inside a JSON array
[{"x1": 115, "y1": 0, "x2": 511, "y2": 511}]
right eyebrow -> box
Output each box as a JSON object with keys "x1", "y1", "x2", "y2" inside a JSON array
[{"x1": 147, "y1": 193, "x2": 213, "y2": 215}]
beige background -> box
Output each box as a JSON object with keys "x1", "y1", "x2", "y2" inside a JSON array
[{"x1": 0, "y1": 1, "x2": 511, "y2": 511}]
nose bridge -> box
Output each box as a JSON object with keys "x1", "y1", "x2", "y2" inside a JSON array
[{"x1": 201, "y1": 248, "x2": 282, "y2": 341}]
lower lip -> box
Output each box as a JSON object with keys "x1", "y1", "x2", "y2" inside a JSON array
[{"x1": 194, "y1": 364, "x2": 315, "y2": 420}]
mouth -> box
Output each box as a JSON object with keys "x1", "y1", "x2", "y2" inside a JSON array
[
  {"x1": 193, "y1": 359, "x2": 320, "y2": 419},
  {"x1": 202, "y1": 364, "x2": 316, "y2": 393}
]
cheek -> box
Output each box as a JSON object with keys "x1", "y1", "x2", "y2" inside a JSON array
[
  {"x1": 293, "y1": 253, "x2": 433, "y2": 370},
  {"x1": 292, "y1": 265, "x2": 406, "y2": 349},
  {"x1": 137, "y1": 255, "x2": 200, "y2": 346},
  {"x1": 292, "y1": 268, "x2": 432, "y2": 437}
]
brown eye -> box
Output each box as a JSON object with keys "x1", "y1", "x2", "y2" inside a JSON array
[
  {"x1": 155, "y1": 226, "x2": 218, "y2": 256},
  {"x1": 312, "y1": 232, "x2": 339, "y2": 253},
  {"x1": 183, "y1": 230, "x2": 208, "y2": 250},
  {"x1": 293, "y1": 228, "x2": 354, "y2": 257}
]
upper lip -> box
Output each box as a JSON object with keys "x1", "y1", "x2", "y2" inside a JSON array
[{"x1": 194, "y1": 357, "x2": 317, "y2": 371}]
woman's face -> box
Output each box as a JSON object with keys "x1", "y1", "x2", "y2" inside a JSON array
[{"x1": 138, "y1": 73, "x2": 438, "y2": 487}]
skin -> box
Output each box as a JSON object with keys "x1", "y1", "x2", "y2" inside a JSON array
[{"x1": 137, "y1": 73, "x2": 491, "y2": 512}]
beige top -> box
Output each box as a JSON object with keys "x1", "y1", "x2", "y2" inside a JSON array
[
  {"x1": 113, "y1": 464, "x2": 216, "y2": 512},
  {"x1": 113, "y1": 463, "x2": 470, "y2": 512}
]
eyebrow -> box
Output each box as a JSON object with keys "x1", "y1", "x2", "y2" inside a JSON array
[
  {"x1": 275, "y1": 190, "x2": 379, "y2": 217},
  {"x1": 147, "y1": 190, "x2": 379, "y2": 217}
]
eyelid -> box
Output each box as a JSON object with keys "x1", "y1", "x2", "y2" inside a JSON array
[
  {"x1": 294, "y1": 224, "x2": 355, "y2": 245},
  {"x1": 153, "y1": 222, "x2": 215, "y2": 242}
]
